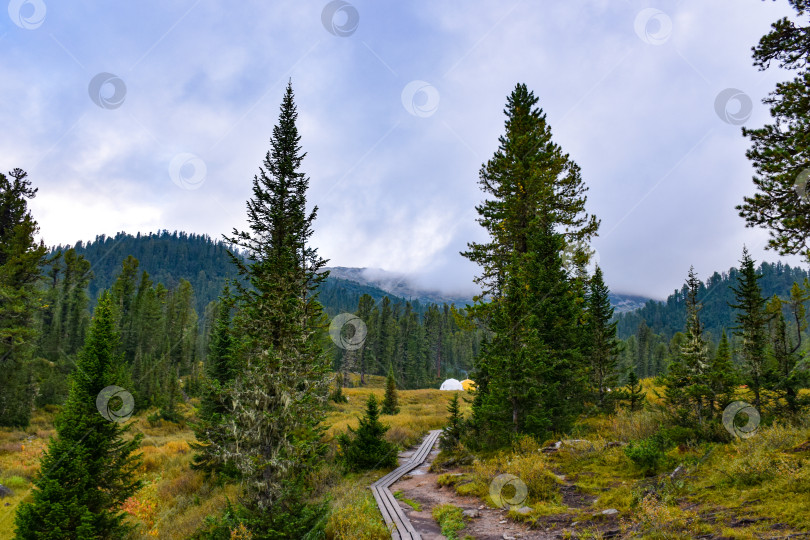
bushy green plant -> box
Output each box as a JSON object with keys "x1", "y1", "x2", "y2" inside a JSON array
[
  {"x1": 439, "y1": 392, "x2": 464, "y2": 452},
  {"x1": 193, "y1": 496, "x2": 327, "y2": 540},
  {"x1": 624, "y1": 432, "x2": 667, "y2": 475},
  {"x1": 330, "y1": 373, "x2": 348, "y2": 404},
  {"x1": 338, "y1": 394, "x2": 398, "y2": 471},
  {"x1": 624, "y1": 371, "x2": 646, "y2": 411},
  {"x1": 658, "y1": 426, "x2": 698, "y2": 445},
  {"x1": 432, "y1": 504, "x2": 465, "y2": 540},
  {"x1": 381, "y1": 369, "x2": 399, "y2": 415}
]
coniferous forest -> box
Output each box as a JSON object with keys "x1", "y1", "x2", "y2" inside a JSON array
[{"x1": 2, "y1": 2, "x2": 810, "y2": 539}]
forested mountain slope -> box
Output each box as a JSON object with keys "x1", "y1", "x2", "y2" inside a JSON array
[
  {"x1": 54, "y1": 231, "x2": 653, "y2": 320},
  {"x1": 54, "y1": 231, "x2": 414, "y2": 315},
  {"x1": 617, "y1": 261, "x2": 810, "y2": 342}
]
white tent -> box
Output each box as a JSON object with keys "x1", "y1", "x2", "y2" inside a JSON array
[{"x1": 439, "y1": 378, "x2": 464, "y2": 391}]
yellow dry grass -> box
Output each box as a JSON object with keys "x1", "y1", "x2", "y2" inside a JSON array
[
  {"x1": 0, "y1": 382, "x2": 469, "y2": 539},
  {"x1": 0, "y1": 402, "x2": 239, "y2": 540},
  {"x1": 4, "y1": 376, "x2": 806, "y2": 539},
  {"x1": 325, "y1": 386, "x2": 471, "y2": 448}
]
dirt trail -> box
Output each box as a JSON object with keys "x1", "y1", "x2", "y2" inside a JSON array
[{"x1": 389, "y1": 444, "x2": 558, "y2": 539}]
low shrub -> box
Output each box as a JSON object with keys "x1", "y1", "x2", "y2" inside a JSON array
[
  {"x1": 0, "y1": 475, "x2": 27, "y2": 489},
  {"x1": 432, "y1": 504, "x2": 465, "y2": 540},
  {"x1": 624, "y1": 433, "x2": 667, "y2": 475},
  {"x1": 338, "y1": 394, "x2": 398, "y2": 471}
]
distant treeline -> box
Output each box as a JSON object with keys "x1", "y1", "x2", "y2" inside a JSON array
[
  {"x1": 616, "y1": 261, "x2": 810, "y2": 379},
  {"x1": 54, "y1": 231, "x2": 436, "y2": 317},
  {"x1": 617, "y1": 261, "x2": 809, "y2": 342},
  {"x1": 32, "y1": 231, "x2": 480, "y2": 412}
]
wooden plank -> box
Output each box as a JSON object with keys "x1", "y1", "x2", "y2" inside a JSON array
[
  {"x1": 370, "y1": 429, "x2": 442, "y2": 540},
  {"x1": 376, "y1": 430, "x2": 441, "y2": 489},
  {"x1": 371, "y1": 485, "x2": 403, "y2": 539}
]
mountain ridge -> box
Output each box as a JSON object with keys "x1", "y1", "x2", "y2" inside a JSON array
[{"x1": 54, "y1": 231, "x2": 653, "y2": 314}]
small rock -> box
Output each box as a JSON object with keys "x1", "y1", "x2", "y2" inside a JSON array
[
  {"x1": 541, "y1": 441, "x2": 563, "y2": 453},
  {"x1": 515, "y1": 506, "x2": 533, "y2": 515},
  {"x1": 462, "y1": 509, "x2": 480, "y2": 519},
  {"x1": 0, "y1": 485, "x2": 13, "y2": 498},
  {"x1": 601, "y1": 508, "x2": 619, "y2": 515}
]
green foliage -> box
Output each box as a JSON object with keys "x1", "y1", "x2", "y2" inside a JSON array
[
  {"x1": 212, "y1": 82, "x2": 331, "y2": 518},
  {"x1": 192, "y1": 497, "x2": 328, "y2": 540},
  {"x1": 624, "y1": 433, "x2": 667, "y2": 475},
  {"x1": 431, "y1": 504, "x2": 466, "y2": 540},
  {"x1": 35, "y1": 248, "x2": 93, "y2": 407},
  {"x1": 381, "y1": 368, "x2": 399, "y2": 415},
  {"x1": 41, "y1": 232, "x2": 484, "y2": 394},
  {"x1": 767, "y1": 289, "x2": 810, "y2": 416},
  {"x1": 338, "y1": 394, "x2": 398, "y2": 471},
  {"x1": 439, "y1": 392, "x2": 464, "y2": 452},
  {"x1": 706, "y1": 330, "x2": 738, "y2": 413},
  {"x1": 13, "y1": 293, "x2": 142, "y2": 539},
  {"x1": 731, "y1": 248, "x2": 772, "y2": 409},
  {"x1": 616, "y1": 261, "x2": 810, "y2": 346},
  {"x1": 737, "y1": 0, "x2": 810, "y2": 260},
  {"x1": 393, "y1": 490, "x2": 422, "y2": 511},
  {"x1": 103, "y1": 258, "x2": 199, "y2": 414},
  {"x1": 335, "y1": 292, "x2": 483, "y2": 390},
  {"x1": 661, "y1": 267, "x2": 714, "y2": 429},
  {"x1": 330, "y1": 372, "x2": 349, "y2": 403},
  {"x1": 192, "y1": 286, "x2": 238, "y2": 475},
  {"x1": 462, "y1": 83, "x2": 597, "y2": 448},
  {"x1": 585, "y1": 265, "x2": 620, "y2": 409},
  {"x1": 658, "y1": 425, "x2": 699, "y2": 446},
  {"x1": 0, "y1": 168, "x2": 47, "y2": 428},
  {"x1": 624, "y1": 370, "x2": 646, "y2": 411}
]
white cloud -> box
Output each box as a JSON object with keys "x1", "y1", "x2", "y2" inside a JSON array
[{"x1": 2, "y1": 0, "x2": 805, "y2": 301}]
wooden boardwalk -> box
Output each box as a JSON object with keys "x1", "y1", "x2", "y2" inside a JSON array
[{"x1": 371, "y1": 429, "x2": 442, "y2": 540}]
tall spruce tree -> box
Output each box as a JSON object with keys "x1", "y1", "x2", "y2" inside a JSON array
[
  {"x1": 730, "y1": 248, "x2": 771, "y2": 409},
  {"x1": 662, "y1": 267, "x2": 712, "y2": 427},
  {"x1": 624, "y1": 370, "x2": 645, "y2": 412},
  {"x1": 36, "y1": 248, "x2": 93, "y2": 407},
  {"x1": 737, "y1": 1, "x2": 810, "y2": 259},
  {"x1": 356, "y1": 294, "x2": 375, "y2": 385},
  {"x1": 462, "y1": 84, "x2": 598, "y2": 447},
  {"x1": 584, "y1": 265, "x2": 620, "y2": 408},
  {"x1": 0, "y1": 168, "x2": 47, "y2": 427},
  {"x1": 439, "y1": 392, "x2": 464, "y2": 452},
  {"x1": 192, "y1": 286, "x2": 237, "y2": 474},
  {"x1": 766, "y1": 296, "x2": 806, "y2": 415},
  {"x1": 216, "y1": 82, "x2": 330, "y2": 535},
  {"x1": 14, "y1": 293, "x2": 142, "y2": 539},
  {"x1": 706, "y1": 330, "x2": 738, "y2": 415},
  {"x1": 381, "y1": 366, "x2": 400, "y2": 415}
]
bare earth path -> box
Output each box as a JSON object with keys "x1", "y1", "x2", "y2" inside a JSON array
[{"x1": 389, "y1": 443, "x2": 557, "y2": 539}]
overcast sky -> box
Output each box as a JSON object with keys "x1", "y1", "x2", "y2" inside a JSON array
[{"x1": 1, "y1": 0, "x2": 806, "y2": 299}]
